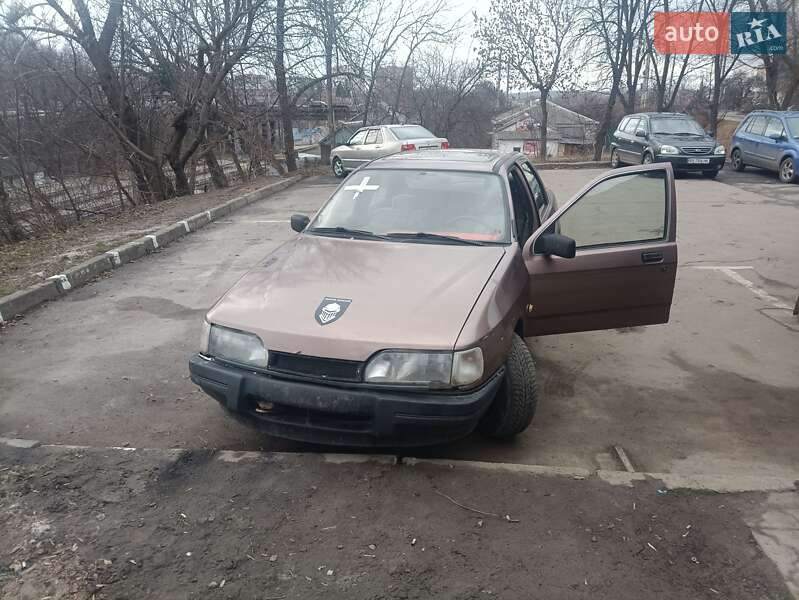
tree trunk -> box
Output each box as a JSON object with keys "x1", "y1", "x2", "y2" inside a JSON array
[
  {"x1": 362, "y1": 73, "x2": 377, "y2": 127},
  {"x1": 325, "y1": 0, "x2": 336, "y2": 138},
  {"x1": 0, "y1": 179, "x2": 25, "y2": 243},
  {"x1": 594, "y1": 81, "x2": 620, "y2": 161},
  {"x1": 275, "y1": 0, "x2": 297, "y2": 172},
  {"x1": 539, "y1": 89, "x2": 549, "y2": 160},
  {"x1": 203, "y1": 149, "x2": 229, "y2": 189}
]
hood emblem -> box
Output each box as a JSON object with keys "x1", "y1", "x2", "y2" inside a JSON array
[{"x1": 315, "y1": 297, "x2": 352, "y2": 326}]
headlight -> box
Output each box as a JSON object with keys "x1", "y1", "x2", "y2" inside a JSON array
[
  {"x1": 659, "y1": 144, "x2": 679, "y2": 155},
  {"x1": 205, "y1": 323, "x2": 268, "y2": 368},
  {"x1": 364, "y1": 347, "x2": 483, "y2": 387},
  {"x1": 714, "y1": 145, "x2": 725, "y2": 155}
]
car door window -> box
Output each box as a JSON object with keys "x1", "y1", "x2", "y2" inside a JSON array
[
  {"x1": 364, "y1": 129, "x2": 379, "y2": 145},
  {"x1": 348, "y1": 130, "x2": 367, "y2": 145},
  {"x1": 374, "y1": 129, "x2": 383, "y2": 144},
  {"x1": 617, "y1": 117, "x2": 629, "y2": 133},
  {"x1": 545, "y1": 170, "x2": 667, "y2": 250},
  {"x1": 747, "y1": 116, "x2": 767, "y2": 136},
  {"x1": 520, "y1": 161, "x2": 547, "y2": 210},
  {"x1": 623, "y1": 118, "x2": 640, "y2": 133},
  {"x1": 508, "y1": 167, "x2": 536, "y2": 245},
  {"x1": 764, "y1": 118, "x2": 785, "y2": 139}
]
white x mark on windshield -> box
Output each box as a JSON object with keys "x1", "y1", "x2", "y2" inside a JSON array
[{"x1": 343, "y1": 176, "x2": 380, "y2": 199}]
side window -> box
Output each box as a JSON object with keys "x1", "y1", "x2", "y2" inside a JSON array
[
  {"x1": 364, "y1": 129, "x2": 379, "y2": 144},
  {"x1": 747, "y1": 116, "x2": 767, "y2": 136},
  {"x1": 638, "y1": 118, "x2": 649, "y2": 134},
  {"x1": 374, "y1": 129, "x2": 383, "y2": 144},
  {"x1": 617, "y1": 117, "x2": 629, "y2": 133},
  {"x1": 508, "y1": 167, "x2": 536, "y2": 245},
  {"x1": 547, "y1": 171, "x2": 667, "y2": 250},
  {"x1": 348, "y1": 130, "x2": 367, "y2": 145},
  {"x1": 623, "y1": 117, "x2": 640, "y2": 133},
  {"x1": 520, "y1": 161, "x2": 547, "y2": 210},
  {"x1": 764, "y1": 118, "x2": 785, "y2": 139}
]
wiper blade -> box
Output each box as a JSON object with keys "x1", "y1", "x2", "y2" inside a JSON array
[
  {"x1": 308, "y1": 226, "x2": 387, "y2": 240},
  {"x1": 384, "y1": 231, "x2": 486, "y2": 246}
]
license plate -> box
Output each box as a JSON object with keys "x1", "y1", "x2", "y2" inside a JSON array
[{"x1": 687, "y1": 158, "x2": 710, "y2": 164}]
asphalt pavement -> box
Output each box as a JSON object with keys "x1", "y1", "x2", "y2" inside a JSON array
[{"x1": 0, "y1": 167, "x2": 797, "y2": 478}]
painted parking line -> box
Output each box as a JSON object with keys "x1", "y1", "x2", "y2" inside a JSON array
[{"x1": 689, "y1": 265, "x2": 793, "y2": 311}]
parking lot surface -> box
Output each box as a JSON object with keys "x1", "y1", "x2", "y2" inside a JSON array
[{"x1": 1, "y1": 167, "x2": 797, "y2": 479}]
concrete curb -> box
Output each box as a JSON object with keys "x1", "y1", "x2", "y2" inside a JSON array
[
  {"x1": 0, "y1": 175, "x2": 302, "y2": 323},
  {"x1": 534, "y1": 160, "x2": 611, "y2": 170},
  {"x1": 2, "y1": 438, "x2": 796, "y2": 494}
]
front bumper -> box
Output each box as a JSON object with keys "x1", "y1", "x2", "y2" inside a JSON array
[
  {"x1": 653, "y1": 154, "x2": 725, "y2": 171},
  {"x1": 189, "y1": 354, "x2": 504, "y2": 447}
]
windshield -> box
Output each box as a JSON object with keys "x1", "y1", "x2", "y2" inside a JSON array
[
  {"x1": 310, "y1": 169, "x2": 509, "y2": 244},
  {"x1": 390, "y1": 125, "x2": 436, "y2": 140},
  {"x1": 787, "y1": 117, "x2": 799, "y2": 138},
  {"x1": 650, "y1": 118, "x2": 705, "y2": 136}
]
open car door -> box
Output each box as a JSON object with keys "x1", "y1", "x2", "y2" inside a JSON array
[{"x1": 522, "y1": 163, "x2": 677, "y2": 336}]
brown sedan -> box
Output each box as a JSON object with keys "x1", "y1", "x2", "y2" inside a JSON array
[{"x1": 189, "y1": 150, "x2": 677, "y2": 446}]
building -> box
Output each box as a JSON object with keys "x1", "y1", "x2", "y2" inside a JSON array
[{"x1": 491, "y1": 99, "x2": 598, "y2": 158}]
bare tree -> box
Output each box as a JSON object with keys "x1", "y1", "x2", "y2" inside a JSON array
[
  {"x1": 584, "y1": 0, "x2": 655, "y2": 158},
  {"x1": 127, "y1": 0, "x2": 267, "y2": 195},
  {"x1": 745, "y1": 0, "x2": 798, "y2": 108},
  {"x1": 7, "y1": 0, "x2": 175, "y2": 201},
  {"x1": 477, "y1": 0, "x2": 579, "y2": 159}
]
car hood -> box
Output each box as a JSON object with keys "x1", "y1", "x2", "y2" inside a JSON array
[
  {"x1": 653, "y1": 134, "x2": 716, "y2": 148},
  {"x1": 207, "y1": 235, "x2": 506, "y2": 361}
]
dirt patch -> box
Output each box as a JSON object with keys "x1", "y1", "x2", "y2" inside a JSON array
[
  {"x1": 0, "y1": 445, "x2": 791, "y2": 600},
  {"x1": 0, "y1": 176, "x2": 282, "y2": 297}
]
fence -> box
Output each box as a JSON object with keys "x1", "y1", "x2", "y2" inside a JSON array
[{"x1": 0, "y1": 158, "x2": 248, "y2": 244}]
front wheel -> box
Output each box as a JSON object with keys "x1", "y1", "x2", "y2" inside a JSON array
[
  {"x1": 779, "y1": 157, "x2": 798, "y2": 183},
  {"x1": 610, "y1": 148, "x2": 621, "y2": 168},
  {"x1": 478, "y1": 334, "x2": 537, "y2": 439},
  {"x1": 642, "y1": 152, "x2": 653, "y2": 165},
  {"x1": 731, "y1": 148, "x2": 745, "y2": 171},
  {"x1": 332, "y1": 157, "x2": 346, "y2": 178}
]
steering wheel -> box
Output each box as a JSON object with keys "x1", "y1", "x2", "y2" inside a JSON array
[{"x1": 450, "y1": 215, "x2": 490, "y2": 232}]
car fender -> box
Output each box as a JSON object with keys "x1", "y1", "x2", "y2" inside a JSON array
[{"x1": 779, "y1": 148, "x2": 799, "y2": 164}]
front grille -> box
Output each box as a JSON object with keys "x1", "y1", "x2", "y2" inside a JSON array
[
  {"x1": 680, "y1": 146, "x2": 712, "y2": 155},
  {"x1": 268, "y1": 351, "x2": 363, "y2": 382}
]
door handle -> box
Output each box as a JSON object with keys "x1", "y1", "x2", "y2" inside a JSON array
[{"x1": 641, "y1": 251, "x2": 663, "y2": 264}]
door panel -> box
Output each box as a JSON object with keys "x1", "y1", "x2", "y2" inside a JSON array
[
  {"x1": 341, "y1": 129, "x2": 367, "y2": 168},
  {"x1": 522, "y1": 163, "x2": 676, "y2": 336},
  {"x1": 762, "y1": 118, "x2": 786, "y2": 169}
]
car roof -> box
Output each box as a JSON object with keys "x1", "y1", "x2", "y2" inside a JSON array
[
  {"x1": 363, "y1": 149, "x2": 515, "y2": 173},
  {"x1": 746, "y1": 110, "x2": 799, "y2": 117},
  {"x1": 630, "y1": 113, "x2": 693, "y2": 118}
]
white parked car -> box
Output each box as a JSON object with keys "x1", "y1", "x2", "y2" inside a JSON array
[{"x1": 330, "y1": 124, "x2": 449, "y2": 177}]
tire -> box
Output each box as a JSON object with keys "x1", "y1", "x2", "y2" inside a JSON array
[
  {"x1": 731, "y1": 148, "x2": 745, "y2": 171},
  {"x1": 610, "y1": 148, "x2": 621, "y2": 168},
  {"x1": 702, "y1": 170, "x2": 718, "y2": 179},
  {"x1": 779, "y1": 157, "x2": 798, "y2": 183},
  {"x1": 642, "y1": 152, "x2": 653, "y2": 165},
  {"x1": 478, "y1": 334, "x2": 537, "y2": 439},
  {"x1": 332, "y1": 157, "x2": 346, "y2": 178}
]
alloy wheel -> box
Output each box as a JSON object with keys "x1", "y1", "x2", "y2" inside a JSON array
[{"x1": 780, "y1": 158, "x2": 795, "y2": 183}]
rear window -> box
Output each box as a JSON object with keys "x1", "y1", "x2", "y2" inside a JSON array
[
  {"x1": 311, "y1": 169, "x2": 510, "y2": 243},
  {"x1": 389, "y1": 125, "x2": 436, "y2": 140}
]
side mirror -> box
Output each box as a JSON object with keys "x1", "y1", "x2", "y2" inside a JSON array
[
  {"x1": 534, "y1": 233, "x2": 576, "y2": 258},
  {"x1": 635, "y1": 129, "x2": 647, "y2": 138},
  {"x1": 291, "y1": 214, "x2": 310, "y2": 232}
]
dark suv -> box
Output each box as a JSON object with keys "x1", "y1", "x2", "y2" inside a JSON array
[{"x1": 610, "y1": 112, "x2": 725, "y2": 178}]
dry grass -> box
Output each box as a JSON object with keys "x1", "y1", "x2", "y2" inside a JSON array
[{"x1": 0, "y1": 175, "x2": 282, "y2": 297}]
